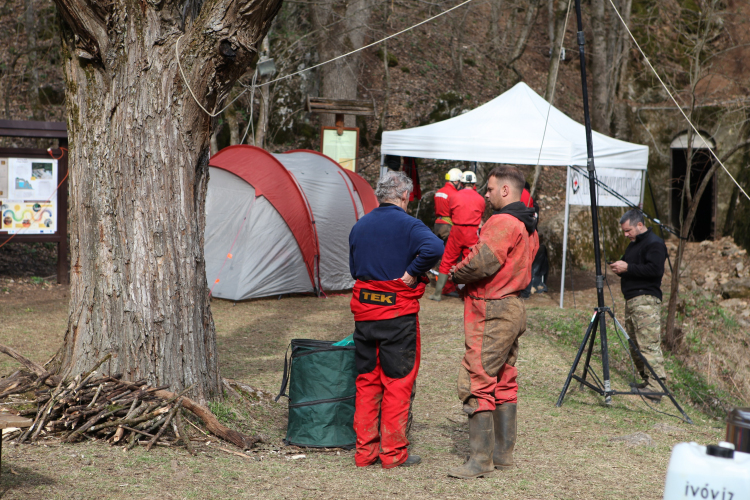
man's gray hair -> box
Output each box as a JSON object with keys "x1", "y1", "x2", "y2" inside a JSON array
[
  {"x1": 376, "y1": 170, "x2": 413, "y2": 203},
  {"x1": 620, "y1": 209, "x2": 645, "y2": 226}
]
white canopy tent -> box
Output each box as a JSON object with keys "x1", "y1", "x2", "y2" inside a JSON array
[{"x1": 380, "y1": 82, "x2": 649, "y2": 307}]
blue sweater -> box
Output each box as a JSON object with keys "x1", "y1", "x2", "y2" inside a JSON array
[{"x1": 349, "y1": 204, "x2": 444, "y2": 281}]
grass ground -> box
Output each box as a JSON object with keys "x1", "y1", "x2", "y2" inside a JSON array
[{"x1": 0, "y1": 279, "x2": 728, "y2": 499}]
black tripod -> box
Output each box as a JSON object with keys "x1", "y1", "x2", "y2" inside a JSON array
[{"x1": 554, "y1": 0, "x2": 691, "y2": 424}]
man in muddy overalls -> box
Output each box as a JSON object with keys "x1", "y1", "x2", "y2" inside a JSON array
[{"x1": 447, "y1": 165, "x2": 539, "y2": 479}]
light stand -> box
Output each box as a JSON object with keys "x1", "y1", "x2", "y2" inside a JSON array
[{"x1": 554, "y1": 0, "x2": 692, "y2": 424}]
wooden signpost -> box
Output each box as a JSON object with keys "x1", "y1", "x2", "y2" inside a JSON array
[{"x1": 307, "y1": 97, "x2": 375, "y2": 172}]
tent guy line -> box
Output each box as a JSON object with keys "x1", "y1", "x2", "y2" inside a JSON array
[
  {"x1": 534, "y1": 0, "x2": 572, "y2": 175},
  {"x1": 175, "y1": 0, "x2": 475, "y2": 118},
  {"x1": 607, "y1": 0, "x2": 750, "y2": 202},
  {"x1": 570, "y1": 165, "x2": 682, "y2": 239}
]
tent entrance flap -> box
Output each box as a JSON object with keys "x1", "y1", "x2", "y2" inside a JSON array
[{"x1": 206, "y1": 145, "x2": 378, "y2": 300}]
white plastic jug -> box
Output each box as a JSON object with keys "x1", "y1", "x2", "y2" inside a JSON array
[{"x1": 664, "y1": 442, "x2": 750, "y2": 500}]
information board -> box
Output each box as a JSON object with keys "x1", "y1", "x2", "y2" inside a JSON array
[
  {"x1": 567, "y1": 167, "x2": 644, "y2": 207},
  {"x1": 321, "y1": 127, "x2": 359, "y2": 172},
  {"x1": 0, "y1": 157, "x2": 58, "y2": 234}
]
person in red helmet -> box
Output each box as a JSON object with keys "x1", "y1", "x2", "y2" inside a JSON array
[
  {"x1": 349, "y1": 170, "x2": 443, "y2": 469},
  {"x1": 447, "y1": 165, "x2": 538, "y2": 479},
  {"x1": 430, "y1": 170, "x2": 485, "y2": 301}
]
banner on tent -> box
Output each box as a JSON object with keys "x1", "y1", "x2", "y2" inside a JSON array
[{"x1": 567, "y1": 167, "x2": 644, "y2": 207}]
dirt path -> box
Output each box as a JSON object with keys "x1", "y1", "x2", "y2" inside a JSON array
[{"x1": 0, "y1": 285, "x2": 723, "y2": 499}]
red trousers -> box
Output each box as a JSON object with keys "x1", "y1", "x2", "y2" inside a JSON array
[
  {"x1": 353, "y1": 317, "x2": 420, "y2": 468},
  {"x1": 439, "y1": 225, "x2": 479, "y2": 274},
  {"x1": 458, "y1": 296, "x2": 525, "y2": 413}
]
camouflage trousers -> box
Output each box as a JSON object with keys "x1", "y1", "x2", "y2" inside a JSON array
[{"x1": 624, "y1": 294, "x2": 667, "y2": 383}]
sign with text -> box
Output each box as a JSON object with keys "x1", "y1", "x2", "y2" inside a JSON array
[
  {"x1": 567, "y1": 167, "x2": 644, "y2": 207},
  {"x1": 0, "y1": 157, "x2": 58, "y2": 234},
  {"x1": 321, "y1": 127, "x2": 359, "y2": 171}
]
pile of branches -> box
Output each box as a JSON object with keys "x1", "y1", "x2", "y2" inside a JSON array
[{"x1": 0, "y1": 346, "x2": 260, "y2": 453}]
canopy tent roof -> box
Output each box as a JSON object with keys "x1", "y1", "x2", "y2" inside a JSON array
[{"x1": 381, "y1": 82, "x2": 648, "y2": 170}]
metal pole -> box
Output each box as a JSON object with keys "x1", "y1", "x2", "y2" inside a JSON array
[
  {"x1": 573, "y1": 0, "x2": 611, "y2": 403},
  {"x1": 560, "y1": 166, "x2": 571, "y2": 309}
]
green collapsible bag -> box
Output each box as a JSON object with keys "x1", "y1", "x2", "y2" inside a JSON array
[{"x1": 275, "y1": 339, "x2": 357, "y2": 448}]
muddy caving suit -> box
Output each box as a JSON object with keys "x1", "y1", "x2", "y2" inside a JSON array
[
  {"x1": 349, "y1": 203, "x2": 443, "y2": 468},
  {"x1": 452, "y1": 202, "x2": 539, "y2": 415},
  {"x1": 439, "y1": 186, "x2": 486, "y2": 277}
]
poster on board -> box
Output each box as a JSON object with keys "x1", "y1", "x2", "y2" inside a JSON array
[
  {"x1": 0, "y1": 157, "x2": 58, "y2": 234},
  {"x1": 567, "y1": 167, "x2": 644, "y2": 207},
  {"x1": 321, "y1": 128, "x2": 359, "y2": 171}
]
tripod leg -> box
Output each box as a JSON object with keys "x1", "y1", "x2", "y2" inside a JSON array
[
  {"x1": 579, "y1": 313, "x2": 600, "y2": 390},
  {"x1": 608, "y1": 311, "x2": 693, "y2": 424},
  {"x1": 599, "y1": 313, "x2": 612, "y2": 405},
  {"x1": 556, "y1": 312, "x2": 598, "y2": 407}
]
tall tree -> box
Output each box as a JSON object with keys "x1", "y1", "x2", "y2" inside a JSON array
[
  {"x1": 311, "y1": 0, "x2": 373, "y2": 128},
  {"x1": 590, "y1": 0, "x2": 608, "y2": 133},
  {"x1": 52, "y1": 0, "x2": 282, "y2": 402}
]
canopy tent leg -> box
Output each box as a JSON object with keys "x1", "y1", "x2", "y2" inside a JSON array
[{"x1": 560, "y1": 166, "x2": 571, "y2": 309}]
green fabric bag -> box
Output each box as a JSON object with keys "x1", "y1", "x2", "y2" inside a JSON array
[{"x1": 276, "y1": 339, "x2": 357, "y2": 448}]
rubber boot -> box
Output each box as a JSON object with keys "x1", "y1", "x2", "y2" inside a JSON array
[
  {"x1": 447, "y1": 411, "x2": 495, "y2": 479},
  {"x1": 492, "y1": 403, "x2": 516, "y2": 469},
  {"x1": 429, "y1": 273, "x2": 449, "y2": 301}
]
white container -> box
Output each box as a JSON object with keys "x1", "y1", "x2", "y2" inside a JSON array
[{"x1": 664, "y1": 442, "x2": 750, "y2": 500}]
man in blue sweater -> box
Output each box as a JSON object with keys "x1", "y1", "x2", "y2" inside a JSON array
[{"x1": 349, "y1": 170, "x2": 443, "y2": 468}]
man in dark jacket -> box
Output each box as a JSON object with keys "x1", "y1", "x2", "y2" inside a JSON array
[
  {"x1": 349, "y1": 170, "x2": 443, "y2": 468},
  {"x1": 609, "y1": 209, "x2": 668, "y2": 402}
]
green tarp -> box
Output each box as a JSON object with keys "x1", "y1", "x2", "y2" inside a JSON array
[{"x1": 276, "y1": 339, "x2": 357, "y2": 448}]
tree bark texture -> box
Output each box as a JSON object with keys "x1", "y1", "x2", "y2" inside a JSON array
[
  {"x1": 25, "y1": 0, "x2": 40, "y2": 118},
  {"x1": 53, "y1": 0, "x2": 282, "y2": 402},
  {"x1": 507, "y1": 0, "x2": 540, "y2": 67},
  {"x1": 544, "y1": 0, "x2": 567, "y2": 101},
  {"x1": 590, "y1": 0, "x2": 608, "y2": 133},
  {"x1": 311, "y1": 0, "x2": 373, "y2": 128}
]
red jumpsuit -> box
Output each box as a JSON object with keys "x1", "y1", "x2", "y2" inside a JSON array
[
  {"x1": 439, "y1": 187, "x2": 486, "y2": 275},
  {"x1": 434, "y1": 182, "x2": 458, "y2": 237},
  {"x1": 433, "y1": 182, "x2": 458, "y2": 294},
  {"x1": 452, "y1": 205, "x2": 539, "y2": 413},
  {"x1": 350, "y1": 279, "x2": 425, "y2": 468}
]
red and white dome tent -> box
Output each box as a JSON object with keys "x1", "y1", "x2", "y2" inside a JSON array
[{"x1": 205, "y1": 145, "x2": 377, "y2": 301}]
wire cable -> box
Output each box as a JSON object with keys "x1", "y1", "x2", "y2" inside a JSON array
[
  {"x1": 534, "y1": 0, "x2": 572, "y2": 173},
  {"x1": 176, "y1": 0, "x2": 475, "y2": 117},
  {"x1": 570, "y1": 165, "x2": 683, "y2": 238},
  {"x1": 240, "y1": 70, "x2": 259, "y2": 145},
  {"x1": 606, "y1": 0, "x2": 750, "y2": 203}
]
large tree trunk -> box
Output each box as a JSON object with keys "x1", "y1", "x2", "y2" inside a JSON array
[
  {"x1": 590, "y1": 0, "x2": 608, "y2": 133},
  {"x1": 506, "y1": 0, "x2": 540, "y2": 67},
  {"x1": 311, "y1": 0, "x2": 373, "y2": 128},
  {"x1": 52, "y1": 0, "x2": 282, "y2": 402},
  {"x1": 24, "y1": 0, "x2": 39, "y2": 118}
]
